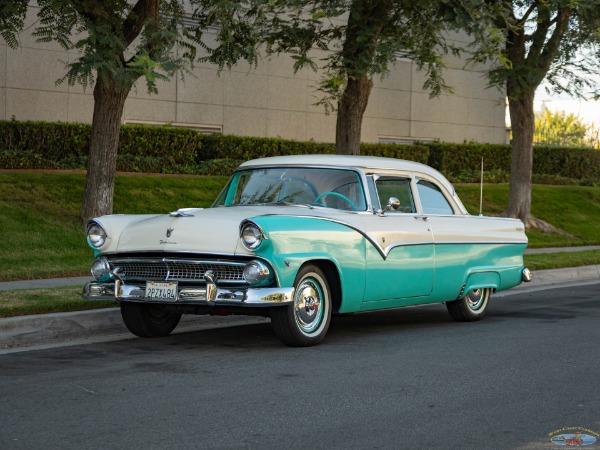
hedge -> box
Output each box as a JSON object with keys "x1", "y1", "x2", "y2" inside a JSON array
[
  {"x1": 427, "y1": 142, "x2": 600, "y2": 184},
  {"x1": 1, "y1": 120, "x2": 599, "y2": 183}
]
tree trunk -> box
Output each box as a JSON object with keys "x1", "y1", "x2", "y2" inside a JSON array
[
  {"x1": 335, "y1": 74, "x2": 373, "y2": 155},
  {"x1": 81, "y1": 77, "x2": 130, "y2": 223},
  {"x1": 506, "y1": 88, "x2": 535, "y2": 225}
]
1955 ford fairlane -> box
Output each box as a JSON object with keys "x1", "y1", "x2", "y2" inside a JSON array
[{"x1": 83, "y1": 155, "x2": 531, "y2": 346}]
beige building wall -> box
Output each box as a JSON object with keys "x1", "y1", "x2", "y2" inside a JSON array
[{"x1": 0, "y1": 7, "x2": 507, "y2": 145}]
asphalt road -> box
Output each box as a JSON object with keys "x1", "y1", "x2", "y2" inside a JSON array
[{"x1": 1, "y1": 282, "x2": 599, "y2": 450}]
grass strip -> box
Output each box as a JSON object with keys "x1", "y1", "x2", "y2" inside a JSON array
[
  {"x1": 0, "y1": 286, "x2": 115, "y2": 318},
  {"x1": 524, "y1": 250, "x2": 600, "y2": 271}
]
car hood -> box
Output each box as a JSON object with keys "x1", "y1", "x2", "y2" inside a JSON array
[{"x1": 113, "y1": 205, "x2": 359, "y2": 255}]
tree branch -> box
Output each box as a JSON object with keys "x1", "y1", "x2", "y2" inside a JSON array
[{"x1": 123, "y1": 0, "x2": 159, "y2": 48}]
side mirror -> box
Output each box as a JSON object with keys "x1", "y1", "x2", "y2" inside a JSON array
[
  {"x1": 379, "y1": 197, "x2": 400, "y2": 214},
  {"x1": 386, "y1": 197, "x2": 400, "y2": 211}
]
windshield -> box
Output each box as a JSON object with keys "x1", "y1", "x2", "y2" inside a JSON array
[{"x1": 213, "y1": 167, "x2": 367, "y2": 211}]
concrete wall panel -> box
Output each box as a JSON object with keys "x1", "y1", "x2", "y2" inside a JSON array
[
  {"x1": 365, "y1": 88, "x2": 412, "y2": 121},
  {"x1": 6, "y1": 88, "x2": 68, "y2": 122},
  {"x1": 374, "y1": 118, "x2": 411, "y2": 139},
  {"x1": 223, "y1": 72, "x2": 268, "y2": 109},
  {"x1": 223, "y1": 106, "x2": 267, "y2": 137},
  {"x1": 267, "y1": 76, "x2": 308, "y2": 112},
  {"x1": 411, "y1": 92, "x2": 469, "y2": 125},
  {"x1": 6, "y1": 47, "x2": 69, "y2": 92},
  {"x1": 130, "y1": 77, "x2": 176, "y2": 103},
  {"x1": 176, "y1": 102, "x2": 223, "y2": 127},
  {"x1": 306, "y1": 113, "x2": 336, "y2": 143},
  {"x1": 1, "y1": 12, "x2": 507, "y2": 146},
  {"x1": 123, "y1": 98, "x2": 176, "y2": 124},
  {"x1": 0, "y1": 44, "x2": 7, "y2": 88},
  {"x1": 177, "y1": 68, "x2": 224, "y2": 105},
  {"x1": 67, "y1": 93, "x2": 94, "y2": 123},
  {"x1": 266, "y1": 110, "x2": 307, "y2": 140}
]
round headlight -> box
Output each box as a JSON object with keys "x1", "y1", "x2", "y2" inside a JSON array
[
  {"x1": 87, "y1": 222, "x2": 107, "y2": 248},
  {"x1": 90, "y1": 257, "x2": 111, "y2": 280},
  {"x1": 243, "y1": 260, "x2": 271, "y2": 285},
  {"x1": 241, "y1": 223, "x2": 263, "y2": 250}
]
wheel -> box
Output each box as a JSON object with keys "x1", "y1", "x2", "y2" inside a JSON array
[
  {"x1": 120, "y1": 302, "x2": 182, "y2": 337},
  {"x1": 271, "y1": 265, "x2": 332, "y2": 346},
  {"x1": 446, "y1": 288, "x2": 491, "y2": 322},
  {"x1": 313, "y1": 191, "x2": 358, "y2": 211}
]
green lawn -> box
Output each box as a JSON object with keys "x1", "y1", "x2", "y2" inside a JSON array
[
  {"x1": 0, "y1": 172, "x2": 228, "y2": 281},
  {"x1": 1, "y1": 172, "x2": 600, "y2": 283},
  {"x1": 1, "y1": 173, "x2": 599, "y2": 318},
  {"x1": 455, "y1": 183, "x2": 600, "y2": 248}
]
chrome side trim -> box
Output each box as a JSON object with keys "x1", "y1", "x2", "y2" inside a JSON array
[
  {"x1": 255, "y1": 214, "x2": 527, "y2": 260},
  {"x1": 82, "y1": 282, "x2": 294, "y2": 307}
]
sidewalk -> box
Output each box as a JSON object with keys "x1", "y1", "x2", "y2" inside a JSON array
[{"x1": 1, "y1": 247, "x2": 600, "y2": 352}]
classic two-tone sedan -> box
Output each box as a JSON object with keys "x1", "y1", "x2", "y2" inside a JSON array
[{"x1": 83, "y1": 155, "x2": 531, "y2": 346}]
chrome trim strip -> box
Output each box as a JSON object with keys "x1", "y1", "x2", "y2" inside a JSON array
[
  {"x1": 255, "y1": 214, "x2": 527, "y2": 260},
  {"x1": 82, "y1": 282, "x2": 294, "y2": 307}
]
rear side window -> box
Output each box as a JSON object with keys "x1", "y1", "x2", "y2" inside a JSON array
[
  {"x1": 416, "y1": 179, "x2": 454, "y2": 215},
  {"x1": 374, "y1": 177, "x2": 416, "y2": 213}
]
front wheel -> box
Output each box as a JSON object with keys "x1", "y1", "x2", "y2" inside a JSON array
[
  {"x1": 271, "y1": 265, "x2": 332, "y2": 347},
  {"x1": 446, "y1": 288, "x2": 491, "y2": 322},
  {"x1": 120, "y1": 302, "x2": 182, "y2": 338}
]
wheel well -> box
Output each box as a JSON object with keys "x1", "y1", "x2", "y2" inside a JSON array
[{"x1": 300, "y1": 260, "x2": 342, "y2": 314}]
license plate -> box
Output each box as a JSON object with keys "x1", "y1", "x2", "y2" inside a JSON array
[{"x1": 145, "y1": 281, "x2": 178, "y2": 301}]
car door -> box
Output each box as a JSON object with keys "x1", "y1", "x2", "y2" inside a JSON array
[{"x1": 362, "y1": 175, "x2": 434, "y2": 302}]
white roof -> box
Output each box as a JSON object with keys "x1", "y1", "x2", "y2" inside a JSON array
[{"x1": 240, "y1": 154, "x2": 455, "y2": 193}]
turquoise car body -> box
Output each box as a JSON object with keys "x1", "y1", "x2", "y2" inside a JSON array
[{"x1": 83, "y1": 154, "x2": 529, "y2": 345}]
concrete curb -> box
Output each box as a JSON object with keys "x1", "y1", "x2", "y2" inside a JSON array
[
  {"x1": 515, "y1": 264, "x2": 600, "y2": 288},
  {"x1": 1, "y1": 265, "x2": 599, "y2": 351}
]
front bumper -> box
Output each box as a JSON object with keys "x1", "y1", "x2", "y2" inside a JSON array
[{"x1": 82, "y1": 281, "x2": 294, "y2": 307}]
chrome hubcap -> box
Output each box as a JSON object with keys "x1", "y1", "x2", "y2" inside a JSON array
[
  {"x1": 294, "y1": 278, "x2": 324, "y2": 334},
  {"x1": 465, "y1": 289, "x2": 486, "y2": 311}
]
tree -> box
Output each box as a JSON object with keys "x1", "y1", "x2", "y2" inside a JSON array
[
  {"x1": 534, "y1": 107, "x2": 598, "y2": 148},
  {"x1": 485, "y1": 0, "x2": 600, "y2": 227},
  {"x1": 1, "y1": 1, "x2": 260, "y2": 223},
  {"x1": 198, "y1": 0, "x2": 505, "y2": 155}
]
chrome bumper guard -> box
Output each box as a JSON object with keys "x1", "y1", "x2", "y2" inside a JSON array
[
  {"x1": 82, "y1": 281, "x2": 294, "y2": 307},
  {"x1": 522, "y1": 268, "x2": 532, "y2": 282}
]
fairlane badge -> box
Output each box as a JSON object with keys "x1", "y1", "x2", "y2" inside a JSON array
[
  {"x1": 160, "y1": 240, "x2": 178, "y2": 245},
  {"x1": 166, "y1": 228, "x2": 174, "y2": 237}
]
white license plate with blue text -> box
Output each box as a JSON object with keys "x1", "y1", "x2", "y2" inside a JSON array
[{"x1": 145, "y1": 281, "x2": 178, "y2": 301}]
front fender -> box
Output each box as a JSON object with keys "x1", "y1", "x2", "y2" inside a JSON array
[{"x1": 249, "y1": 215, "x2": 367, "y2": 312}]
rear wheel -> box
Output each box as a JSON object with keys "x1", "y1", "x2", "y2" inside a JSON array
[
  {"x1": 271, "y1": 265, "x2": 332, "y2": 347},
  {"x1": 120, "y1": 302, "x2": 182, "y2": 337},
  {"x1": 446, "y1": 288, "x2": 491, "y2": 322}
]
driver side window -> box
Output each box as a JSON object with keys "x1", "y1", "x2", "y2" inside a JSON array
[{"x1": 374, "y1": 177, "x2": 416, "y2": 213}]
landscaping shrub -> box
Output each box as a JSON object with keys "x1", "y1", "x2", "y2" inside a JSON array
[{"x1": 1, "y1": 119, "x2": 599, "y2": 184}]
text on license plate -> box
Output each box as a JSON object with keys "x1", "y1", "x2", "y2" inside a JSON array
[{"x1": 145, "y1": 281, "x2": 178, "y2": 301}]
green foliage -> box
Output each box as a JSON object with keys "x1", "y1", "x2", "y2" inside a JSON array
[
  {"x1": 485, "y1": 1, "x2": 600, "y2": 100},
  {"x1": 198, "y1": 134, "x2": 335, "y2": 160},
  {"x1": 535, "y1": 108, "x2": 600, "y2": 149},
  {"x1": 2, "y1": 119, "x2": 600, "y2": 182},
  {"x1": 0, "y1": 0, "x2": 28, "y2": 49},
  {"x1": 427, "y1": 142, "x2": 512, "y2": 179},
  {"x1": 361, "y1": 143, "x2": 429, "y2": 164}
]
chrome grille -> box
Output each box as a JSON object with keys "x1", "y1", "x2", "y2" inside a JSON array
[{"x1": 108, "y1": 258, "x2": 246, "y2": 283}]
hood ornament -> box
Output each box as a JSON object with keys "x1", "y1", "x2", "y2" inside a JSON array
[
  {"x1": 169, "y1": 208, "x2": 195, "y2": 217},
  {"x1": 166, "y1": 228, "x2": 174, "y2": 237}
]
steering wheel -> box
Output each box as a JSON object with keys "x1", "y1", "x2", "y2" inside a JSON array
[{"x1": 313, "y1": 191, "x2": 358, "y2": 211}]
